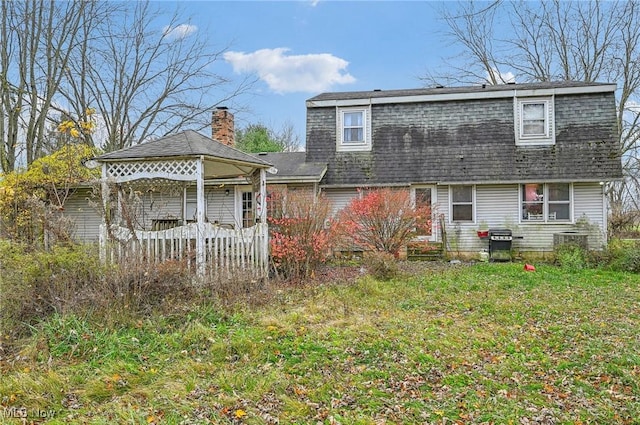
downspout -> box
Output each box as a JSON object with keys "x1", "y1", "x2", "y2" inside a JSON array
[{"x1": 259, "y1": 167, "x2": 268, "y2": 276}]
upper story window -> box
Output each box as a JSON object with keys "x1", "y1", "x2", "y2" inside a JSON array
[
  {"x1": 521, "y1": 183, "x2": 572, "y2": 223},
  {"x1": 343, "y1": 111, "x2": 364, "y2": 142},
  {"x1": 514, "y1": 97, "x2": 555, "y2": 146},
  {"x1": 337, "y1": 106, "x2": 371, "y2": 152}
]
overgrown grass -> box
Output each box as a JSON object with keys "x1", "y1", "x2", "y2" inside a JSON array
[{"x1": 1, "y1": 263, "x2": 639, "y2": 424}]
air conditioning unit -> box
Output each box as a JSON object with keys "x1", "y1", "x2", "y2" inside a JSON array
[{"x1": 553, "y1": 231, "x2": 589, "y2": 249}]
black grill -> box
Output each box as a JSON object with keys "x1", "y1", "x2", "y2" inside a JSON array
[{"x1": 488, "y1": 228, "x2": 512, "y2": 261}]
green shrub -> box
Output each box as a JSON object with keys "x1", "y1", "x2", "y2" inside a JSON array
[
  {"x1": 553, "y1": 243, "x2": 588, "y2": 271},
  {"x1": 363, "y1": 251, "x2": 399, "y2": 281},
  {"x1": 607, "y1": 239, "x2": 640, "y2": 273},
  {"x1": 586, "y1": 248, "x2": 615, "y2": 269}
]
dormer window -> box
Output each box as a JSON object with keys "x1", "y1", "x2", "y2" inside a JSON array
[
  {"x1": 337, "y1": 106, "x2": 371, "y2": 152},
  {"x1": 343, "y1": 111, "x2": 364, "y2": 142},
  {"x1": 515, "y1": 97, "x2": 555, "y2": 146}
]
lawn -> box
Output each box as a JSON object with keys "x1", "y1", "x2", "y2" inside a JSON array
[{"x1": 1, "y1": 263, "x2": 639, "y2": 424}]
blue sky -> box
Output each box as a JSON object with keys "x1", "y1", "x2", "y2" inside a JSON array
[{"x1": 164, "y1": 1, "x2": 456, "y2": 145}]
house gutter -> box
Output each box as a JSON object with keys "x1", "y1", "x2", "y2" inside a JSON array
[
  {"x1": 319, "y1": 178, "x2": 620, "y2": 189},
  {"x1": 306, "y1": 84, "x2": 618, "y2": 108},
  {"x1": 319, "y1": 182, "x2": 412, "y2": 189},
  {"x1": 437, "y1": 177, "x2": 622, "y2": 185}
]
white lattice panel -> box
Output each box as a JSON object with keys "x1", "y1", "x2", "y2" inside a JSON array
[{"x1": 106, "y1": 159, "x2": 198, "y2": 182}]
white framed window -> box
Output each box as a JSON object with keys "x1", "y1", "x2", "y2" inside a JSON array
[
  {"x1": 450, "y1": 185, "x2": 474, "y2": 223},
  {"x1": 236, "y1": 187, "x2": 255, "y2": 228},
  {"x1": 521, "y1": 183, "x2": 572, "y2": 223},
  {"x1": 337, "y1": 106, "x2": 371, "y2": 152},
  {"x1": 242, "y1": 191, "x2": 254, "y2": 228},
  {"x1": 514, "y1": 97, "x2": 555, "y2": 146}
]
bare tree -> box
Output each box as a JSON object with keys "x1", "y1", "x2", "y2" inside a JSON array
[
  {"x1": 0, "y1": 0, "x2": 88, "y2": 172},
  {"x1": 424, "y1": 1, "x2": 633, "y2": 86},
  {"x1": 276, "y1": 121, "x2": 302, "y2": 152},
  {"x1": 423, "y1": 1, "x2": 508, "y2": 86},
  {"x1": 61, "y1": 1, "x2": 253, "y2": 151},
  {"x1": 426, "y1": 0, "x2": 640, "y2": 221},
  {"x1": 0, "y1": 0, "x2": 253, "y2": 173}
]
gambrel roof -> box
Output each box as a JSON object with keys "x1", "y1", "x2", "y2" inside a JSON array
[{"x1": 305, "y1": 82, "x2": 622, "y2": 186}]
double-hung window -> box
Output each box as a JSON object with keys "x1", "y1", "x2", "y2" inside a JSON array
[
  {"x1": 522, "y1": 103, "x2": 546, "y2": 136},
  {"x1": 337, "y1": 106, "x2": 371, "y2": 152},
  {"x1": 343, "y1": 111, "x2": 364, "y2": 142},
  {"x1": 450, "y1": 185, "x2": 474, "y2": 222},
  {"x1": 521, "y1": 183, "x2": 571, "y2": 222},
  {"x1": 515, "y1": 97, "x2": 555, "y2": 146}
]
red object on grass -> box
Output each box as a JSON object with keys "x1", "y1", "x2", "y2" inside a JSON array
[{"x1": 524, "y1": 264, "x2": 536, "y2": 271}]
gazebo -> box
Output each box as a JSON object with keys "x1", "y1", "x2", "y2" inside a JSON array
[{"x1": 94, "y1": 130, "x2": 273, "y2": 277}]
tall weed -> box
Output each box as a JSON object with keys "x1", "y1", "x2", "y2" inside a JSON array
[
  {"x1": 0, "y1": 243, "x2": 198, "y2": 339},
  {"x1": 0, "y1": 242, "x2": 104, "y2": 335},
  {"x1": 607, "y1": 239, "x2": 640, "y2": 273}
]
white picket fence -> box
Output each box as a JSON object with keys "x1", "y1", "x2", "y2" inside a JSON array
[{"x1": 100, "y1": 222, "x2": 269, "y2": 277}]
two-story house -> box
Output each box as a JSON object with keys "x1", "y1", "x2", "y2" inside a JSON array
[
  {"x1": 63, "y1": 81, "x2": 622, "y2": 259},
  {"x1": 274, "y1": 81, "x2": 622, "y2": 256}
]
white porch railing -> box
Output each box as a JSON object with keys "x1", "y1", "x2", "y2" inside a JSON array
[{"x1": 100, "y1": 222, "x2": 269, "y2": 277}]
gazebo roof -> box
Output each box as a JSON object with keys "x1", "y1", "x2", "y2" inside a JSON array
[{"x1": 96, "y1": 130, "x2": 272, "y2": 168}]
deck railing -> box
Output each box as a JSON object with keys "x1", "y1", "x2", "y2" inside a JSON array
[{"x1": 100, "y1": 222, "x2": 269, "y2": 277}]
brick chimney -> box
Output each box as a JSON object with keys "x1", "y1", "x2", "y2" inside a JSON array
[{"x1": 212, "y1": 107, "x2": 234, "y2": 146}]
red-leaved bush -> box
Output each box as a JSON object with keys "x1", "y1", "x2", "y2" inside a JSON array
[
  {"x1": 336, "y1": 188, "x2": 432, "y2": 257},
  {"x1": 267, "y1": 188, "x2": 335, "y2": 279}
]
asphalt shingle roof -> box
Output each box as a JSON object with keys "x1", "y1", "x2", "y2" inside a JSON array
[
  {"x1": 96, "y1": 130, "x2": 272, "y2": 167},
  {"x1": 307, "y1": 81, "x2": 614, "y2": 102},
  {"x1": 252, "y1": 152, "x2": 326, "y2": 181}
]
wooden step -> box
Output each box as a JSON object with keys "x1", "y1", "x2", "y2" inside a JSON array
[{"x1": 407, "y1": 243, "x2": 444, "y2": 261}]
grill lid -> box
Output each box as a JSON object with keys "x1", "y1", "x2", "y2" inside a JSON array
[{"x1": 488, "y1": 228, "x2": 512, "y2": 236}]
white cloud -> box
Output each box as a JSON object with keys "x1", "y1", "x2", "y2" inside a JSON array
[
  {"x1": 162, "y1": 24, "x2": 197, "y2": 40},
  {"x1": 486, "y1": 68, "x2": 516, "y2": 84},
  {"x1": 224, "y1": 48, "x2": 356, "y2": 94}
]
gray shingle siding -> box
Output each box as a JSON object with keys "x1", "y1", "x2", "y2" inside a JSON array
[{"x1": 306, "y1": 90, "x2": 621, "y2": 186}]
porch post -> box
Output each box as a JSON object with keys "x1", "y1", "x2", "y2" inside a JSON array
[
  {"x1": 259, "y1": 167, "x2": 268, "y2": 275},
  {"x1": 99, "y1": 163, "x2": 109, "y2": 264},
  {"x1": 196, "y1": 156, "x2": 206, "y2": 277}
]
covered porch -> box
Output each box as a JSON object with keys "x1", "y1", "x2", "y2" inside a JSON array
[{"x1": 94, "y1": 131, "x2": 273, "y2": 277}]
